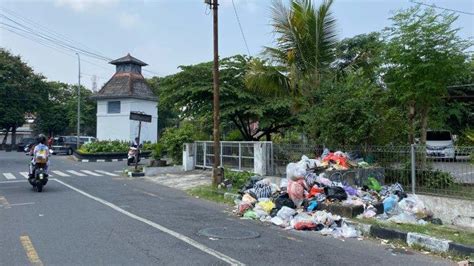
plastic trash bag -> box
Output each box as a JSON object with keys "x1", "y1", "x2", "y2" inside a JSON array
[
  {"x1": 257, "y1": 201, "x2": 275, "y2": 214},
  {"x1": 294, "y1": 221, "x2": 317, "y2": 230},
  {"x1": 243, "y1": 210, "x2": 257, "y2": 219},
  {"x1": 280, "y1": 178, "x2": 288, "y2": 189},
  {"x1": 286, "y1": 162, "x2": 306, "y2": 181},
  {"x1": 237, "y1": 202, "x2": 253, "y2": 215},
  {"x1": 344, "y1": 185, "x2": 358, "y2": 196},
  {"x1": 308, "y1": 185, "x2": 324, "y2": 198},
  {"x1": 307, "y1": 201, "x2": 318, "y2": 212},
  {"x1": 275, "y1": 193, "x2": 296, "y2": 210},
  {"x1": 387, "y1": 212, "x2": 418, "y2": 224},
  {"x1": 398, "y1": 195, "x2": 430, "y2": 219},
  {"x1": 324, "y1": 186, "x2": 348, "y2": 201},
  {"x1": 271, "y1": 216, "x2": 284, "y2": 226},
  {"x1": 316, "y1": 174, "x2": 332, "y2": 187},
  {"x1": 287, "y1": 179, "x2": 305, "y2": 207},
  {"x1": 242, "y1": 193, "x2": 257, "y2": 204},
  {"x1": 340, "y1": 224, "x2": 359, "y2": 238},
  {"x1": 383, "y1": 195, "x2": 399, "y2": 214},
  {"x1": 367, "y1": 177, "x2": 382, "y2": 192},
  {"x1": 276, "y1": 206, "x2": 296, "y2": 220}
]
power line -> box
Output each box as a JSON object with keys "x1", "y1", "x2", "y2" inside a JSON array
[
  {"x1": 231, "y1": 0, "x2": 251, "y2": 56},
  {"x1": 410, "y1": 0, "x2": 474, "y2": 16},
  {"x1": 0, "y1": 9, "x2": 162, "y2": 75}
]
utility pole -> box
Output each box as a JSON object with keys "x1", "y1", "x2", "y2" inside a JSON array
[
  {"x1": 75, "y1": 53, "x2": 81, "y2": 149},
  {"x1": 205, "y1": 0, "x2": 222, "y2": 186}
]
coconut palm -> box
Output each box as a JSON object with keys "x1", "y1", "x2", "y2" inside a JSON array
[{"x1": 246, "y1": 0, "x2": 337, "y2": 98}]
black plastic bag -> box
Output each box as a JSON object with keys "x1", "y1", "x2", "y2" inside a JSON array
[
  {"x1": 324, "y1": 186, "x2": 348, "y2": 201},
  {"x1": 275, "y1": 193, "x2": 296, "y2": 210}
]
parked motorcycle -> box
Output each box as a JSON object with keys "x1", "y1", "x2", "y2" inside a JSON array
[
  {"x1": 127, "y1": 146, "x2": 140, "y2": 166},
  {"x1": 28, "y1": 162, "x2": 48, "y2": 192}
]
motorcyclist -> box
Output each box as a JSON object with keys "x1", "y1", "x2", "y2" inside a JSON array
[{"x1": 28, "y1": 134, "x2": 50, "y2": 179}]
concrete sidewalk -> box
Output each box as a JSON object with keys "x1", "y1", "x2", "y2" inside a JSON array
[{"x1": 144, "y1": 166, "x2": 212, "y2": 190}]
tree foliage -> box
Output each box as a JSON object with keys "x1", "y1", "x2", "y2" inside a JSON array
[
  {"x1": 0, "y1": 49, "x2": 48, "y2": 144},
  {"x1": 159, "y1": 55, "x2": 296, "y2": 141},
  {"x1": 384, "y1": 5, "x2": 471, "y2": 143}
]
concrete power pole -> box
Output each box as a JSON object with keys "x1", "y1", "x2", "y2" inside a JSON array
[
  {"x1": 76, "y1": 53, "x2": 81, "y2": 149},
  {"x1": 205, "y1": 0, "x2": 222, "y2": 186}
]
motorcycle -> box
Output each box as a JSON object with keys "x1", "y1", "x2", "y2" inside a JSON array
[
  {"x1": 127, "y1": 146, "x2": 140, "y2": 166},
  {"x1": 28, "y1": 162, "x2": 48, "y2": 192}
]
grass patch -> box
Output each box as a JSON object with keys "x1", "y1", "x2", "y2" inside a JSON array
[
  {"x1": 355, "y1": 218, "x2": 474, "y2": 246},
  {"x1": 187, "y1": 185, "x2": 238, "y2": 205}
]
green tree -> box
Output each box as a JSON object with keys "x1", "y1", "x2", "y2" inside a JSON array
[
  {"x1": 246, "y1": 0, "x2": 337, "y2": 98},
  {"x1": 159, "y1": 55, "x2": 296, "y2": 141},
  {"x1": 384, "y1": 5, "x2": 471, "y2": 144},
  {"x1": 0, "y1": 49, "x2": 48, "y2": 146},
  {"x1": 66, "y1": 86, "x2": 96, "y2": 136},
  {"x1": 147, "y1": 77, "x2": 179, "y2": 137},
  {"x1": 34, "y1": 81, "x2": 71, "y2": 136}
]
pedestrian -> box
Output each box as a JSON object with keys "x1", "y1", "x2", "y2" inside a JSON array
[{"x1": 47, "y1": 136, "x2": 53, "y2": 148}]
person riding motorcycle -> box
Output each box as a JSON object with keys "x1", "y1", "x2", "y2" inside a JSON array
[{"x1": 28, "y1": 134, "x2": 50, "y2": 179}]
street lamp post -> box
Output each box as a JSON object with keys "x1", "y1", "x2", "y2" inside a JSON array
[{"x1": 75, "y1": 53, "x2": 81, "y2": 149}]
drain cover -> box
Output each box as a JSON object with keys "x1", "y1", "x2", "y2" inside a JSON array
[{"x1": 198, "y1": 227, "x2": 260, "y2": 240}]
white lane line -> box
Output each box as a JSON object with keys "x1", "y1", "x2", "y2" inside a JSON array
[
  {"x1": 53, "y1": 179, "x2": 244, "y2": 266},
  {"x1": 52, "y1": 171, "x2": 70, "y2": 177},
  {"x1": 9, "y1": 202, "x2": 35, "y2": 207},
  {"x1": 113, "y1": 170, "x2": 122, "y2": 173},
  {"x1": 19, "y1": 172, "x2": 30, "y2": 179},
  {"x1": 3, "y1": 173, "x2": 16, "y2": 180},
  {"x1": 80, "y1": 170, "x2": 103, "y2": 176},
  {"x1": 66, "y1": 170, "x2": 86, "y2": 177},
  {"x1": 94, "y1": 170, "x2": 119, "y2": 176},
  {"x1": 0, "y1": 180, "x2": 27, "y2": 184}
]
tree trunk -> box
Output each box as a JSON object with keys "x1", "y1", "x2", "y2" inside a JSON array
[
  {"x1": 420, "y1": 107, "x2": 430, "y2": 145},
  {"x1": 266, "y1": 133, "x2": 271, "y2": 141},
  {"x1": 1, "y1": 127, "x2": 10, "y2": 150},
  {"x1": 11, "y1": 126, "x2": 17, "y2": 146},
  {"x1": 408, "y1": 101, "x2": 416, "y2": 144}
]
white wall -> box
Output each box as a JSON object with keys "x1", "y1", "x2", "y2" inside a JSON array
[{"x1": 96, "y1": 98, "x2": 158, "y2": 142}]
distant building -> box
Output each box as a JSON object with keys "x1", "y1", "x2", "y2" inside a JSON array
[{"x1": 92, "y1": 54, "x2": 158, "y2": 142}]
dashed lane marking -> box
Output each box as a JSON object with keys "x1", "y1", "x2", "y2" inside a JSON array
[
  {"x1": 19, "y1": 172, "x2": 29, "y2": 179},
  {"x1": 52, "y1": 171, "x2": 70, "y2": 177},
  {"x1": 66, "y1": 170, "x2": 86, "y2": 177},
  {"x1": 20, "y1": 235, "x2": 43, "y2": 266},
  {"x1": 94, "y1": 170, "x2": 119, "y2": 176},
  {"x1": 53, "y1": 179, "x2": 244, "y2": 266},
  {"x1": 3, "y1": 173, "x2": 16, "y2": 180},
  {"x1": 80, "y1": 170, "x2": 103, "y2": 176}
]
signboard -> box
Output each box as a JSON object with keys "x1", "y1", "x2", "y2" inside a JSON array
[{"x1": 129, "y1": 111, "x2": 152, "y2": 123}]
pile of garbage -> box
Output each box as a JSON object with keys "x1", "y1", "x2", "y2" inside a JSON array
[{"x1": 234, "y1": 154, "x2": 439, "y2": 239}]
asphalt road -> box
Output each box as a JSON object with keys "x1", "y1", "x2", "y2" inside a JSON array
[{"x1": 0, "y1": 151, "x2": 453, "y2": 265}]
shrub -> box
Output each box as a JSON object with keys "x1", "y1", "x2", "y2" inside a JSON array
[
  {"x1": 419, "y1": 170, "x2": 454, "y2": 189},
  {"x1": 79, "y1": 140, "x2": 129, "y2": 153},
  {"x1": 160, "y1": 124, "x2": 196, "y2": 164},
  {"x1": 151, "y1": 143, "x2": 165, "y2": 160},
  {"x1": 224, "y1": 168, "x2": 253, "y2": 189}
]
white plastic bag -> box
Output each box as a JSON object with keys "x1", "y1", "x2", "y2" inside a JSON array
[
  {"x1": 340, "y1": 224, "x2": 359, "y2": 238},
  {"x1": 279, "y1": 178, "x2": 288, "y2": 189},
  {"x1": 387, "y1": 213, "x2": 418, "y2": 224},
  {"x1": 286, "y1": 163, "x2": 306, "y2": 181},
  {"x1": 271, "y1": 216, "x2": 284, "y2": 226},
  {"x1": 276, "y1": 206, "x2": 296, "y2": 220}
]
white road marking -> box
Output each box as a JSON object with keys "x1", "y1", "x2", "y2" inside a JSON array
[
  {"x1": 96, "y1": 159, "x2": 105, "y2": 162},
  {"x1": 94, "y1": 170, "x2": 119, "y2": 176},
  {"x1": 0, "y1": 180, "x2": 27, "y2": 184},
  {"x1": 82, "y1": 160, "x2": 89, "y2": 162},
  {"x1": 66, "y1": 170, "x2": 86, "y2": 177},
  {"x1": 53, "y1": 179, "x2": 244, "y2": 266},
  {"x1": 80, "y1": 170, "x2": 103, "y2": 176},
  {"x1": 3, "y1": 173, "x2": 16, "y2": 180},
  {"x1": 112, "y1": 159, "x2": 118, "y2": 162},
  {"x1": 52, "y1": 171, "x2": 70, "y2": 177},
  {"x1": 19, "y1": 172, "x2": 30, "y2": 179},
  {"x1": 114, "y1": 170, "x2": 123, "y2": 173},
  {"x1": 9, "y1": 202, "x2": 35, "y2": 207}
]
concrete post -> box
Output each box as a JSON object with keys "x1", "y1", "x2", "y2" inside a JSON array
[
  {"x1": 253, "y1": 142, "x2": 267, "y2": 175},
  {"x1": 183, "y1": 143, "x2": 195, "y2": 171},
  {"x1": 411, "y1": 144, "x2": 416, "y2": 194}
]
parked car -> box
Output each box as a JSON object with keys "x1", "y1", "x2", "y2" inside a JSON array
[
  {"x1": 51, "y1": 136, "x2": 95, "y2": 155},
  {"x1": 16, "y1": 137, "x2": 36, "y2": 152},
  {"x1": 426, "y1": 130, "x2": 456, "y2": 160}
]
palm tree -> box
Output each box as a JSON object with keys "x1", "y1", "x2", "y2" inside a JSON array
[{"x1": 246, "y1": 0, "x2": 337, "y2": 98}]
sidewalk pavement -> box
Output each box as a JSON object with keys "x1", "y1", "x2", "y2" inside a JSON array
[{"x1": 144, "y1": 166, "x2": 211, "y2": 190}]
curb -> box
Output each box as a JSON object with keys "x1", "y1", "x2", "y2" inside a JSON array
[{"x1": 352, "y1": 221, "x2": 473, "y2": 256}]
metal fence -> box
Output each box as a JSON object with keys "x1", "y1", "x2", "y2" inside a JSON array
[
  {"x1": 271, "y1": 144, "x2": 474, "y2": 200},
  {"x1": 194, "y1": 141, "x2": 272, "y2": 172}
]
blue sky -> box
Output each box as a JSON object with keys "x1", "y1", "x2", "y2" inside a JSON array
[{"x1": 1, "y1": 0, "x2": 473, "y2": 89}]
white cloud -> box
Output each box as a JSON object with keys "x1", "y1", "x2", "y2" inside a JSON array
[
  {"x1": 118, "y1": 13, "x2": 140, "y2": 30},
  {"x1": 55, "y1": 0, "x2": 119, "y2": 12}
]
